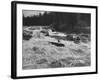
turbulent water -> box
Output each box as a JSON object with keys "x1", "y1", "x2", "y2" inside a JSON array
[{"x1": 22, "y1": 26, "x2": 91, "y2": 70}]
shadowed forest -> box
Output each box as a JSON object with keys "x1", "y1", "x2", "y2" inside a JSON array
[{"x1": 23, "y1": 11, "x2": 91, "y2": 34}]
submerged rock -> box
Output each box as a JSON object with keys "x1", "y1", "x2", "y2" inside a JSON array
[
  {"x1": 36, "y1": 59, "x2": 48, "y2": 64},
  {"x1": 49, "y1": 42, "x2": 65, "y2": 47},
  {"x1": 48, "y1": 61, "x2": 64, "y2": 68}
]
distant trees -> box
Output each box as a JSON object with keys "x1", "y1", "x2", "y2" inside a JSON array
[{"x1": 23, "y1": 11, "x2": 90, "y2": 33}]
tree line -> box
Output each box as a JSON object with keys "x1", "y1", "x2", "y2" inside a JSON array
[{"x1": 23, "y1": 11, "x2": 91, "y2": 33}]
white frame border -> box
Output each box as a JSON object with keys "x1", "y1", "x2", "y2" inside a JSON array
[{"x1": 16, "y1": 3, "x2": 96, "y2": 77}]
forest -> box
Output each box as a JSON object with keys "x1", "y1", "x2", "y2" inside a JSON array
[{"x1": 23, "y1": 11, "x2": 91, "y2": 33}]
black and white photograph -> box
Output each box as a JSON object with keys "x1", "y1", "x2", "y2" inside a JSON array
[
  {"x1": 11, "y1": 1, "x2": 97, "y2": 79},
  {"x1": 22, "y1": 10, "x2": 91, "y2": 69}
]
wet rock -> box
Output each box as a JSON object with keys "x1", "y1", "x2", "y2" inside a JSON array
[
  {"x1": 32, "y1": 47, "x2": 45, "y2": 55},
  {"x1": 66, "y1": 34, "x2": 74, "y2": 41},
  {"x1": 36, "y1": 59, "x2": 48, "y2": 64},
  {"x1": 59, "y1": 58, "x2": 72, "y2": 65},
  {"x1": 74, "y1": 36, "x2": 80, "y2": 44},
  {"x1": 23, "y1": 30, "x2": 33, "y2": 40},
  {"x1": 48, "y1": 61, "x2": 64, "y2": 68},
  {"x1": 32, "y1": 47, "x2": 39, "y2": 51},
  {"x1": 49, "y1": 42, "x2": 65, "y2": 47},
  {"x1": 72, "y1": 62, "x2": 87, "y2": 67},
  {"x1": 59, "y1": 57, "x2": 75, "y2": 66}
]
